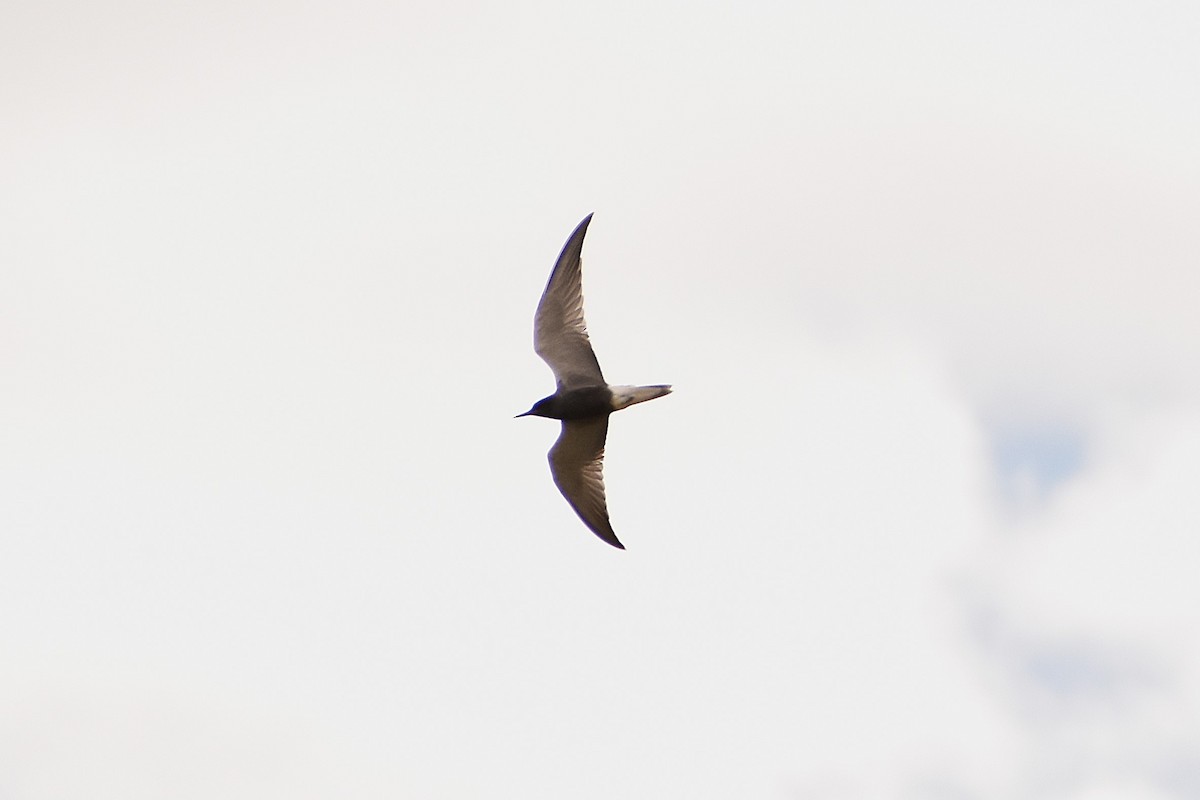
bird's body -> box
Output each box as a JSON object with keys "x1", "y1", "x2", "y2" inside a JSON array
[
  {"x1": 517, "y1": 214, "x2": 671, "y2": 549},
  {"x1": 522, "y1": 385, "x2": 673, "y2": 421}
]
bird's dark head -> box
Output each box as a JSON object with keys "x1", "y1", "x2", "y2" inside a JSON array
[{"x1": 515, "y1": 395, "x2": 557, "y2": 419}]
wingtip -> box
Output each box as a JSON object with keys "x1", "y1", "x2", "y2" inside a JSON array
[{"x1": 594, "y1": 527, "x2": 625, "y2": 550}]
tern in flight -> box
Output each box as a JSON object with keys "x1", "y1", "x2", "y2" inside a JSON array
[{"x1": 517, "y1": 214, "x2": 672, "y2": 549}]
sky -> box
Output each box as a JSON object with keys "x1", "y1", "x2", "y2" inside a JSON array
[{"x1": 2, "y1": 1, "x2": 1199, "y2": 797}]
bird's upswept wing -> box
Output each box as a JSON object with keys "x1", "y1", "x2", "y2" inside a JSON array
[
  {"x1": 533, "y1": 214, "x2": 605, "y2": 390},
  {"x1": 548, "y1": 416, "x2": 622, "y2": 549}
]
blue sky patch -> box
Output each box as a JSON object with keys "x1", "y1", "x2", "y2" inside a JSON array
[{"x1": 990, "y1": 423, "x2": 1087, "y2": 505}]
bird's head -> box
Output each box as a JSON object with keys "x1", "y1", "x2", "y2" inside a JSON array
[{"x1": 515, "y1": 396, "x2": 556, "y2": 419}]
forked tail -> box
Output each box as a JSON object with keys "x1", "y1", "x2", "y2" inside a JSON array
[{"x1": 609, "y1": 384, "x2": 673, "y2": 411}]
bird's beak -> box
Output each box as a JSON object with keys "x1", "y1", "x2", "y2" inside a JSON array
[{"x1": 514, "y1": 410, "x2": 532, "y2": 418}]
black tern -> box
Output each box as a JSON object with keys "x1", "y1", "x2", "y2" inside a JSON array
[{"x1": 517, "y1": 214, "x2": 672, "y2": 549}]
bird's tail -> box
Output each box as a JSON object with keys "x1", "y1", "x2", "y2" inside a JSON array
[{"x1": 609, "y1": 384, "x2": 673, "y2": 411}]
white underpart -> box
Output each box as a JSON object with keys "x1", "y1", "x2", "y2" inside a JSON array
[{"x1": 608, "y1": 384, "x2": 673, "y2": 411}]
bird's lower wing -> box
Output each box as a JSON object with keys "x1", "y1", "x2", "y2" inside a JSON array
[{"x1": 548, "y1": 416, "x2": 622, "y2": 549}]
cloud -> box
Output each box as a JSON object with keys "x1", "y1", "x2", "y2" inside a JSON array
[{"x1": 2, "y1": 1, "x2": 1199, "y2": 797}]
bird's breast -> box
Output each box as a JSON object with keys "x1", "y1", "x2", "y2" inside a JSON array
[{"x1": 553, "y1": 386, "x2": 615, "y2": 420}]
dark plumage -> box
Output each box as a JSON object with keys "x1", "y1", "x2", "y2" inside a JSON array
[{"x1": 517, "y1": 214, "x2": 672, "y2": 549}]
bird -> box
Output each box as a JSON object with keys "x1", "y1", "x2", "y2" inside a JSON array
[{"x1": 517, "y1": 214, "x2": 672, "y2": 549}]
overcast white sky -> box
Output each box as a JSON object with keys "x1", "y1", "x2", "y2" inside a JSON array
[{"x1": 3, "y1": 1, "x2": 1199, "y2": 798}]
